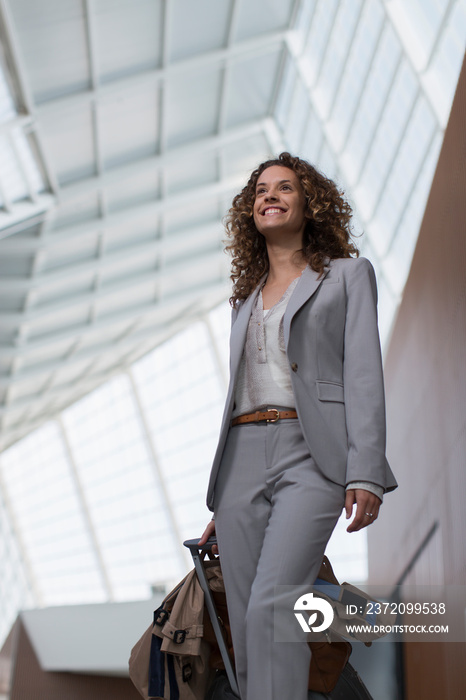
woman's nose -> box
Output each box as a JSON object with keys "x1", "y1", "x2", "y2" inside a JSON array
[{"x1": 265, "y1": 190, "x2": 278, "y2": 201}]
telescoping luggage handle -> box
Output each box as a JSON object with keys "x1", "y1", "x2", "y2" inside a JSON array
[{"x1": 183, "y1": 537, "x2": 240, "y2": 698}]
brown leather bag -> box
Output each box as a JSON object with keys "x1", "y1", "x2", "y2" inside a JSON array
[{"x1": 308, "y1": 557, "x2": 352, "y2": 692}]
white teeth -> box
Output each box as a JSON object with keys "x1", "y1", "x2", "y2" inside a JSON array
[{"x1": 264, "y1": 208, "x2": 284, "y2": 215}]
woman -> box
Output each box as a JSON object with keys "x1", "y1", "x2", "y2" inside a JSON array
[{"x1": 199, "y1": 152, "x2": 397, "y2": 700}]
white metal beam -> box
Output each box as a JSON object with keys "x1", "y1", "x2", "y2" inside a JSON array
[
  {"x1": 3, "y1": 373, "x2": 125, "y2": 423},
  {"x1": 299, "y1": 0, "x2": 320, "y2": 54},
  {"x1": 216, "y1": 0, "x2": 241, "y2": 134},
  {"x1": 0, "y1": 221, "x2": 222, "y2": 326},
  {"x1": 158, "y1": 0, "x2": 173, "y2": 156},
  {"x1": 35, "y1": 30, "x2": 288, "y2": 116},
  {"x1": 0, "y1": 0, "x2": 59, "y2": 195},
  {"x1": 126, "y1": 368, "x2": 192, "y2": 571},
  {"x1": 0, "y1": 300, "x2": 232, "y2": 448},
  {"x1": 0, "y1": 114, "x2": 34, "y2": 135},
  {"x1": 350, "y1": 51, "x2": 404, "y2": 185},
  {"x1": 324, "y1": 0, "x2": 366, "y2": 120},
  {"x1": 0, "y1": 193, "x2": 56, "y2": 235},
  {"x1": 83, "y1": 0, "x2": 99, "y2": 91},
  {"x1": 286, "y1": 21, "x2": 406, "y2": 192},
  {"x1": 267, "y1": 43, "x2": 289, "y2": 122},
  {"x1": 0, "y1": 276, "x2": 229, "y2": 360},
  {"x1": 0, "y1": 295, "x2": 228, "y2": 391},
  {"x1": 202, "y1": 314, "x2": 228, "y2": 389},
  {"x1": 3, "y1": 378, "x2": 140, "y2": 446},
  {"x1": 0, "y1": 173, "x2": 13, "y2": 212},
  {"x1": 0, "y1": 175, "x2": 241, "y2": 277},
  {"x1": 421, "y1": 0, "x2": 456, "y2": 73},
  {"x1": 161, "y1": 0, "x2": 172, "y2": 69},
  {"x1": 385, "y1": 127, "x2": 442, "y2": 257},
  {"x1": 0, "y1": 121, "x2": 268, "y2": 238},
  {"x1": 263, "y1": 116, "x2": 287, "y2": 155},
  {"x1": 8, "y1": 131, "x2": 39, "y2": 203},
  {"x1": 216, "y1": 63, "x2": 230, "y2": 135},
  {"x1": 289, "y1": 0, "x2": 303, "y2": 29},
  {"x1": 265, "y1": 0, "x2": 302, "y2": 122},
  {"x1": 0, "y1": 295, "x2": 228, "y2": 424},
  {"x1": 270, "y1": 114, "x2": 397, "y2": 307},
  {"x1": 0, "y1": 462, "x2": 43, "y2": 605},
  {"x1": 57, "y1": 119, "x2": 268, "y2": 204},
  {"x1": 306, "y1": 0, "x2": 340, "y2": 91},
  {"x1": 57, "y1": 416, "x2": 115, "y2": 601},
  {"x1": 330, "y1": 10, "x2": 387, "y2": 149},
  {"x1": 0, "y1": 210, "x2": 47, "y2": 240},
  {"x1": 380, "y1": 0, "x2": 455, "y2": 127},
  {"x1": 365, "y1": 87, "x2": 422, "y2": 223}
]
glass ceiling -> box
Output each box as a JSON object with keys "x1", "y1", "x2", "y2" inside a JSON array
[{"x1": 0, "y1": 0, "x2": 465, "y2": 647}]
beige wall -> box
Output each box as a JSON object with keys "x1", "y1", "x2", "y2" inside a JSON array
[
  {"x1": 368, "y1": 52, "x2": 466, "y2": 698},
  {"x1": 9, "y1": 620, "x2": 141, "y2": 700}
]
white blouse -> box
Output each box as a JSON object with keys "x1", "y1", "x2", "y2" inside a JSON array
[{"x1": 232, "y1": 276, "x2": 299, "y2": 418}]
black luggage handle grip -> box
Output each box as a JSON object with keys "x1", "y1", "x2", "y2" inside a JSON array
[{"x1": 183, "y1": 536, "x2": 217, "y2": 553}]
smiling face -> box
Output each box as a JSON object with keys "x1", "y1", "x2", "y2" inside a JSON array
[{"x1": 253, "y1": 165, "x2": 307, "y2": 242}]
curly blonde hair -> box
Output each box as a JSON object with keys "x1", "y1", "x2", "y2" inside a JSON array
[{"x1": 225, "y1": 152, "x2": 358, "y2": 305}]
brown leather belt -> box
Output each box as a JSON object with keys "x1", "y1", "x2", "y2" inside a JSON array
[{"x1": 231, "y1": 409, "x2": 298, "y2": 426}]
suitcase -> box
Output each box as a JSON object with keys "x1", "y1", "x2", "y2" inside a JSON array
[{"x1": 183, "y1": 537, "x2": 374, "y2": 700}]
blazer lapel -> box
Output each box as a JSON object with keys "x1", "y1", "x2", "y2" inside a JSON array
[
  {"x1": 283, "y1": 264, "x2": 329, "y2": 348},
  {"x1": 229, "y1": 277, "x2": 264, "y2": 379}
]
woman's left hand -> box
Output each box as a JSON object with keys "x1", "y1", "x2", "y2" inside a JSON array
[
  {"x1": 198, "y1": 519, "x2": 218, "y2": 554},
  {"x1": 345, "y1": 489, "x2": 381, "y2": 532}
]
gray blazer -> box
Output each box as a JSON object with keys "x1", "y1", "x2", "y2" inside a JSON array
[{"x1": 206, "y1": 256, "x2": 397, "y2": 510}]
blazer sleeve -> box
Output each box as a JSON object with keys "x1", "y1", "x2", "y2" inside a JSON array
[{"x1": 342, "y1": 257, "x2": 389, "y2": 487}]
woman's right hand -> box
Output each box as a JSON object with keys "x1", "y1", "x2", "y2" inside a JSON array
[{"x1": 198, "y1": 519, "x2": 218, "y2": 554}]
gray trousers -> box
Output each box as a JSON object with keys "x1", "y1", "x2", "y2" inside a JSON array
[{"x1": 214, "y1": 419, "x2": 345, "y2": 700}]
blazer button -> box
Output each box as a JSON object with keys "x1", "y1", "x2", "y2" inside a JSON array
[{"x1": 291, "y1": 362, "x2": 298, "y2": 372}]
